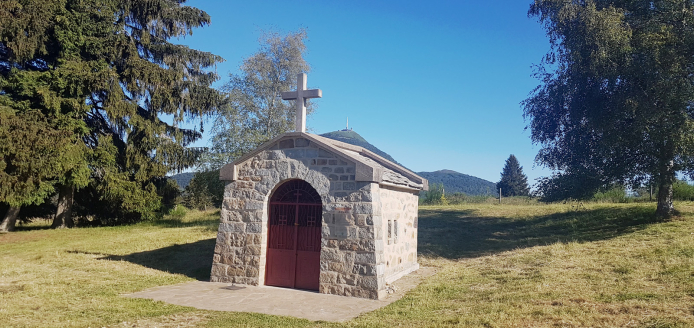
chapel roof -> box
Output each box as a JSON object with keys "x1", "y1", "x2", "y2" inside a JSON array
[{"x1": 220, "y1": 132, "x2": 428, "y2": 192}]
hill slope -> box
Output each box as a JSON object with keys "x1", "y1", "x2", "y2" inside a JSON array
[
  {"x1": 418, "y1": 169, "x2": 498, "y2": 196},
  {"x1": 319, "y1": 130, "x2": 400, "y2": 165},
  {"x1": 169, "y1": 172, "x2": 194, "y2": 190}
]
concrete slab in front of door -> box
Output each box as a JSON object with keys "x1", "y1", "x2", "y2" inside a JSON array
[{"x1": 126, "y1": 267, "x2": 435, "y2": 322}]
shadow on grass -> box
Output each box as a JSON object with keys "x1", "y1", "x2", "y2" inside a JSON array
[
  {"x1": 97, "y1": 238, "x2": 216, "y2": 280},
  {"x1": 147, "y1": 217, "x2": 220, "y2": 232},
  {"x1": 418, "y1": 206, "x2": 658, "y2": 260}
]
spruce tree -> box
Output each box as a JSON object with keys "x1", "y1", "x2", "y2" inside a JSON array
[
  {"x1": 0, "y1": 110, "x2": 85, "y2": 232},
  {"x1": 497, "y1": 155, "x2": 530, "y2": 197},
  {"x1": 0, "y1": 0, "x2": 224, "y2": 225}
]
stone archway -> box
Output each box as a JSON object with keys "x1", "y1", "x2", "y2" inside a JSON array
[{"x1": 264, "y1": 179, "x2": 322, "y2": 290}]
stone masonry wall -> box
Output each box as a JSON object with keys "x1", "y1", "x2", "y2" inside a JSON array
[
  {"x1": 211, "y1": 136, "x2": 384, "y2": 299},
  {"x1": 378, "y1": 186, "x2": 419, "y2": 283}
]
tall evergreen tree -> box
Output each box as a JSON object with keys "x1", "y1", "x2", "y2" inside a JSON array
[
  {"x1": 524, "y1": 0, "x2": 694, "y2": 217},
  {"x1": 0, "y1": 0, "x2": 224, "y2": 225},
  {"x1": 0, "y1": 110, "x2": 86, "y2": 232},
  {"x1": 204, "y1": 30, "x2": 312, "y2": 169},
  {"x1": 497, "y1": 155, "x2": 530, "y2": 197}
]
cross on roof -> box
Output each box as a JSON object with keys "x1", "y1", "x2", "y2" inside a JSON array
[{"x1": 281, "y1": 73, "x2": 322, "y2": 133}]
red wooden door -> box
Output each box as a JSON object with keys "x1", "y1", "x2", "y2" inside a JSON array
[{"x1": 266, "y1": 180, "x2": 322, "y2": 291}]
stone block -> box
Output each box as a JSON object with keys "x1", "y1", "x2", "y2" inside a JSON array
[
  {"x1": 328, "y1": 261, "x2": 345, "y2": 272},
  {"x1": 211, "y1": 263, "x2": 227, "y2": 277},
  {"x1": 329, "y1": 174, "x2": 339, "y2": 181},
  {"x1": 353, "y1": 203, "x2": 373, "y2": 214},
  {"x1": 321, "y1": 248, "x2": 342, "y2": 262},
  {"x1": 304, "y1": 149, "x2": 318, "y2": 157},
  {"x1": 328, "y1": 160, "x2": 338, "y2": 165},
  {"x1": 246, "y1": 222, "x2": 263, "y2": 233},
  {"x1": 245, "y1": 201, "x2": 264, "y2": 210},
  {"x1": 245, "y1": 267, "x2": 259, "y2": 277},
  {"x1": 284, "y1": 149, "x2": 304, "y2": 158},
  {"x1": 358, "y1": 226, "x2": 374, "y2": 239},
  {"x1": 334, "y1": 192, "x2": 348, "y2": 198},
  {"x1": 340, "y1": 273, "x2": 359, "y2": 286},
  {"x1": 340, "y1": 175, "x2": 348, "y2": 181},
  {"x1": 318, "y1": 148, "x2": 333, "y2": 158},
  {"x1": 338, "y1": 240, "x2": 359, "y2": 251},
  {"x1": 219, "y1": 222, "x2": 246, "y2": 233},
  {"x1": 358, "y1": 239, "x2": 376, "y2": 252},
  {"x1": 295, "y1": 138, "x2": 310, "y2": 147},
  {"x1": 321, "y1": 167, "x2": 332, "y2": 173},
  {"x1": 346, "y1": 167, "x2": 355, "y2": 174},
  {"x1": 320, "y1": 271, "x2": 338, "y2": 284},
  {"x1": 352, "y1": 263, "x2": 377, "y2": 276},
  {"x1": 342, "y1": 182, "x2": 355, "y2": 190},
  {"x1": 247, "y1": 245, "x2": 261, "y2": 256},
  {"x1": 334, "y1": 167, "x2": 345, "y2": 174},
  {"x1": 279, "y1": 139, "x2": 294, "y2": 149},
  {"x1": 221, "y1": 209, "x2": 243, "y2": 223},
  {"x1": 359, "y1": 276, "x2": 379, "y2": 290},
  {"x1": 329, "y1": 284, "x2": 345, "y2": 295},
  {"x1": 355, "y1": 252, "x2": 376, "y2": 264}
]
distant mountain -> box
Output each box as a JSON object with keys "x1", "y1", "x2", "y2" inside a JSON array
[
  {"x1": 417, "y1": 170, "x2": 498, "y2": 196},
  {"x1": 320, "y1": 130, "x2": 400, "y2": 165},
  {"x1": 169, "y1": 172, "x2": 194, "y2": 190}
]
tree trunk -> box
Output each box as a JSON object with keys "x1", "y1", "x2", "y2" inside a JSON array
[
  {"x1": 655, "y1": 160, "x2": 676, "y2": 218},
  {"x1": 52, "y1": 185, "x2": 74, "y2": 229},
  {"x1": 0, "y1": 206, "x2": 20, "y2": 232}
]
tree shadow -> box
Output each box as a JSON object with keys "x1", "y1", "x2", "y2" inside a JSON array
[
  {"x1": 418, "y1": 206, "x2": 659, "y2": 259},
  {"x1": 93, "y1": 238, "x2": 217, "y2": 280}
]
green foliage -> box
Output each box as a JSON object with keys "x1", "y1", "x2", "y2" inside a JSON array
[
  {"x1": 0, "y1": 0, "x2": 224, "y2": 223},
  {"x1": 422, "y1": 183, "x2": 448, "y2": 205},
  {"x1": 0, "y1": 110, "x2": 84, "y2": 207},
  {"x1": 497, "y1": 154, "x2": 530, "y2": 197},
  {"x1": 593, "y1": 186, "x2": 628, "y2": 203},
  {"x1": 182, "y1": 170, "x2": 224, "y2": 210},
  {"x1": 525, "y1": 0, "x2": 694, "y2": 216},
  {"x1": 204, "y1": 30, "x2": 311, "y2": 169},
  {"x1": 156, "y1": 178, "x2": 182, "y2": 212},
  {"x1": 166, "y1": 204, "x2": 188, "y2": 220},
  {"x1": 673, "y1": 180, "x2": 694, "y2": 201}
]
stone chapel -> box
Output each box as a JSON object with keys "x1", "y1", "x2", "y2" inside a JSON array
[{"x1": 210, "y1": 74, "x2": 428, "y2": 300}]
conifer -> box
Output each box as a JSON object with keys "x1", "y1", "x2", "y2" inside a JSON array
[
  {"x1": 497, "y1": 155, "x2": 530, "y2": 197},
  {"x1": 0, "y1": 0, "x2": 223, "y2": 225}
]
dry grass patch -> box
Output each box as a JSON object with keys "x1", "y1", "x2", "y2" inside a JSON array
[{"x1": 1, "y1": 203, "x2": 693, "y2": 327}]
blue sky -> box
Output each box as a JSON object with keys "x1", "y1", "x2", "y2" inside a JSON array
[{"x1": 177, "y1": 0, "x2": 553, "y2": 184}]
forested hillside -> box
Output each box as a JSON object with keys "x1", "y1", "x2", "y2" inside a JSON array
[
  {"x1": 170, "y1": 173, "x2": 195, "y2": 190},
  {"x1": 320, "y1": 130, "x2": 400, "y2": 165},
  {"x1": 418, "y1": 170, "x2": 498, "y2": 196}
]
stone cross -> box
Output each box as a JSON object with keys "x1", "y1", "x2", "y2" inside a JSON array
[{"x1": 282, "y1": 73, "x2": 322, "y2": 133}]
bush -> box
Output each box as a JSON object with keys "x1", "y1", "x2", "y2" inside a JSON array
[
  {"x1": 593, "y1": 186, "x2": 629, "y2": 203},
  {"x1": 166, "y1": 205, "x2": 188, "y2": 220},
  {"x1": 673, "y1": 180, "x2": 694, "y2": 201}
]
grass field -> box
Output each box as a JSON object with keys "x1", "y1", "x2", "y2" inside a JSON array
[{"x1": 1, "y1": 203, "x2": 693, "y2": 327}]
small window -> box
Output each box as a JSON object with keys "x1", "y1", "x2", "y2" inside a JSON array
[
  {"x1": 394, "y1": 220, "x2": 399, "y2": 244},
  {"x1": 387, "y1": 220, "x2": 392, "y2": 245}
]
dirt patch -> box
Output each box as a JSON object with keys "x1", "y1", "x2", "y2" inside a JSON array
[
  {"x1": 0, "y1": 231, "x2": 49, "y2": 244},
  {"x1": 107, "y1": 312, "x2": 209, "y2": 328}
]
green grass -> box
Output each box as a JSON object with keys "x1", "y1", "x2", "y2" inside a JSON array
[{"x1": 2, "y1": 203, "x2": 694, "y2": 327}]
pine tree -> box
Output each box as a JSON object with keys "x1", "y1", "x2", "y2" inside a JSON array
[
  {"x1": 497, "y1": 155, "x2": 530, "y2": 197},
  {"x1": 0, "y1": 0, "x2": 224, "y2": 225}
]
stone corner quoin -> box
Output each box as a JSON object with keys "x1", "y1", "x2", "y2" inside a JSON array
[{"x1": 211, "y1": 134, "x2": 422, "y2": 300}]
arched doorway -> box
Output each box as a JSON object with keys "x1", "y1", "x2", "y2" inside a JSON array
[{"x1": 265, "y1": 179, "x2": 322, "y2": 290}]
